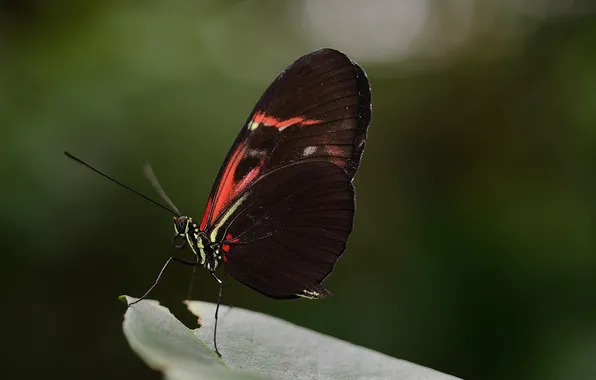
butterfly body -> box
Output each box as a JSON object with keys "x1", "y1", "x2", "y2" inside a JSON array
[{"x1": 172, "y1": 216, "x2": 219, "y2": 271}]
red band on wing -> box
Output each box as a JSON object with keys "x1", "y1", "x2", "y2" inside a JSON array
[
  {"x1": 252, "y1": 111, "x2": 320, "y2": 130},
  {"x1": 208, "y1": 144, "x2": 265, "y2": 224},
  {"x1": 199, "y1": 195, "x2": 213, "y2": 230},
  {"x1": 211, "y1": 144, "x2": 248, "y2": 221}
]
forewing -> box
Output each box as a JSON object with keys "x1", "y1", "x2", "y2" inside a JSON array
[
  {"x1": 207, "y1": 161, "x2": 354, "y2": 299},
  {"x1": 200, "y1": 48, "x2": 371, "y2": 230}
]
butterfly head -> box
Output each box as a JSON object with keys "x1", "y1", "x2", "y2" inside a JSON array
[
  {"x1": 172, "y1": 216, "x2": 209, "y2": 266},
  {"x1": 172, "y1": 216, "x2": 190, "y2": 249}
]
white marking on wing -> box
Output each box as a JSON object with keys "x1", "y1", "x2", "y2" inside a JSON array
[
  {"x1": 248, "y1": 121, "x2": 260, "y2": 131},
  {"x1": 303, "y1": 146, "x2": 317, "y2": 156}
]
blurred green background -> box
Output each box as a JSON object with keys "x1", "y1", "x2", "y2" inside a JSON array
[{"x1": 2, "y1": 0, "x2": 596, "y2": 379}]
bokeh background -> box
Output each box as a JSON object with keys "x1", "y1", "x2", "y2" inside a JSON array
[{"x1": 2, "y1": 0, "x2": 596, "y2": 379}]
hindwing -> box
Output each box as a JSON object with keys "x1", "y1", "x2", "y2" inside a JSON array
[{"x1": 211, "y1": 161, "x2": 354, "y2": 298}]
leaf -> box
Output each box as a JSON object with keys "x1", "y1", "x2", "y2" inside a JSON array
[
  {"x1": 121, "y1": 296, "x2": 272, "y2": 380},
  {"x1": 188, "y1": 301, "x2": 462, "y2": 380}
]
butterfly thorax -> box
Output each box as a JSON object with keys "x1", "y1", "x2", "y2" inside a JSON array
[{"x1": 173, "y1": 216, "x2": 222, "y2": 271}]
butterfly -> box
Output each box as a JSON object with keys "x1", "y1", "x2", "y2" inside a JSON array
[{"x1": 66, "y1": 48, "x2": 371, "y2": 357}]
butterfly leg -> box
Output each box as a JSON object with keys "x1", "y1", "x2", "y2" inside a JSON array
[
  {"x1": 186, "y1": 253, "x2": 201, "y2": 301},
  {"x1": 186, "y1": 265, "x2": 198, "y2": 301},
  {"x1": 129, "y1": 257, "x2": 199, "y2": 307},
  {"x1": 210, "y1": 270, "x2": 225, "y2": 357}
]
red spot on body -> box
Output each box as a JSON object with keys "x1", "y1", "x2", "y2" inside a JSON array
[{"x1": 225, "y1": 233, "x2": 240, "y2": 243}]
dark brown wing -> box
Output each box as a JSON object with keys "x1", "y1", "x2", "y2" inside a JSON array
[
  {"x1": 199, "y1": 48, "x2": 371, "y2": 231},
  {"x1": 214, "y1": 161, "x2": 354, "y2": 299}
]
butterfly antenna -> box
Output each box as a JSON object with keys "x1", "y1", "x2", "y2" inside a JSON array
[
  {"x1": 143, "y1": 163, "x2": 181, "y2": 216},
  {"x1": 64, "y1": 151, "x2": 179, "y2": 216}
]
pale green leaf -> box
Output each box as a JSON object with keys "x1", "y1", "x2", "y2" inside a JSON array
[
  {"x1": 187, "y1": 301, "x2": 462, "y2": 380},
  {"x1": 121, "y1": 296, "x2": 271, "y2": 380}
]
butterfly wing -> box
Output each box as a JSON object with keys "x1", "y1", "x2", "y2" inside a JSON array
[
  {"x1": 214, "y1": 161, "x2": 354, "y2": 298},
  {"x1": 200, "y1": 48, "x2": 371, "y2": 298},
  {"x1": 199, "y1": 48, "x2": 371, "y2": 232}
]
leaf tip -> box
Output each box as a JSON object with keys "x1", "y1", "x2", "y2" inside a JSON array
[{"x1": 119, "y1": 295, "x2": 138, "y2": 306}]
